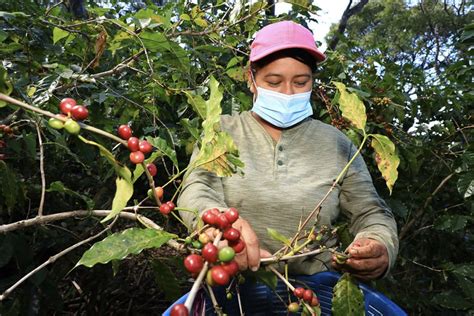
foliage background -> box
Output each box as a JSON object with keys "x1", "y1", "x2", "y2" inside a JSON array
[{"x1": 0, "y1": 0, "x2": 472, "y2": 314}]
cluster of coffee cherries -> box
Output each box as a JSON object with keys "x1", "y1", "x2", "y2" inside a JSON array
[
  {"x1": 288, "y1": 287, "x2": 320, "y2": 314},
  {"x1": 116, "y1": 124, "x2": 154, "y2": 165},
  {"x1": 144, "y1": 186, "x2": 175, "y2": 215},
  {"x1": 172, "y1": 208, "x2": 244, "y2": 316},
  {"x1": 48, "y1": 98, "x2": 89, "y2": 135}
]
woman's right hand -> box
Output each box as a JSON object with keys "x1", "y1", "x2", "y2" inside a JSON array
[{"x1": 204, "y1": 216, "x2": 271, "y2": 271}]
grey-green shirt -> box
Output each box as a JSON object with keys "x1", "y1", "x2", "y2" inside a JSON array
[{"x1": 178, "y1": 111, "x2": 398, "y2": 275}]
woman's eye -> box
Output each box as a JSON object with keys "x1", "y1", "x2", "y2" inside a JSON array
[
  {"x1": 295, "y1": 82, "x2": 308, "y2": 87},
  {"x1": 267, "y1": 82, "x2": 280, "y2": 87}
]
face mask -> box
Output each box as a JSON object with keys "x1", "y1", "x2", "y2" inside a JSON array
[{"x1": 251, "y1": 86, "x2": 313, "y2": 128}]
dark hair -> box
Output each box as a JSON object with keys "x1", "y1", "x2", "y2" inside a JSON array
[{"x1": 251, "y1": 48, "x2": 318, "y2": 73}]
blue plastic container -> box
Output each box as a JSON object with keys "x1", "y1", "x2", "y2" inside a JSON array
[{"x1": 163, "y1": 271, "x2": 407, "y2": 315}]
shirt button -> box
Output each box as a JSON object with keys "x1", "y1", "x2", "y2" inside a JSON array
[
  {"x1": 277, "y1": 160, "x2": 283, "y2": 166},
  {"x1": 278, "y1": 145, "x2": 283, "y2": 151}
]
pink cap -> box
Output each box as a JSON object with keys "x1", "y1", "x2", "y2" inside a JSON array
[{"x1": 250, "y1": 21, "x2": 326, "y2": 63}]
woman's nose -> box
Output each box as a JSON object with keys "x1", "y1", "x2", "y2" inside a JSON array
[{"x1": 281, "y1": 83, "x2": 295, "y2": 95}]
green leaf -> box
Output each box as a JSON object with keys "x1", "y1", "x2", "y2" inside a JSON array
[
  {"x1": 180, "y1": 118, "x2": 201, "y2": 141},
  {"x1": 52, "y1": 27, "x2": 70, "y2": 44},
  {"x1": 0, "y1": 66, "x2": 13, "y2": 98},
  {"x1": 333, "y1": 82, "x2": 367, "y2": 133},
  {"x1": 434, "y1": 215, "x2": 470, "y2": 233},
  {"x1": 0, "y1": 161, "x2": 22, "y2": 212},
  {"x1": 451, "y1": 263, "x2": 474, "y2": 278},
  {"x1": 332, "y1": 273, "x2": 365, "y2": 316},
  {"x1": 151, "y1": 259, "x2": 182, "y2": 301},
  {"x1": 433, "y1": 291, "x2": 473, "y2": 310},
  {"x1": 370, "y1": 134, "x2": 400, "y2": 194},
  {"x1": 243, "y1": 269, "x2": 278, "y2": 290},
  {"x1": 76, "y1": 228, "x2": 176, "y2": 268},
  {"x1": 184, "y1": 92, "x2": 207, "y2": 120},
  {"x1": 453, "y1": 273, "x2": 474, "y2": 300},
  {"x1": 140, "y1": 31, "x2": 170, "y2": 52},
  {"x1": 46, "y1": 181, "x2": 95, "y2": 210},
  {"x1": 457, "y1": 172, "x2": 474, "y2": 199},
  {"x1": 77, "y1": 136, "x2": 133, "y2": 222},
  {"x1": 146, "y1": 136, "x2": 178, "y2": 168},
  {"x1": 267, "y1": 228, "x2": 291, "y2": 246},
  {"x1": 78, "y1": 136, "x2": 131, "y2": 181},
  {"x1": 180, "y1": 14, "x2": 191, "y2": 21},
  {"x1": 194, "y1": 17, "x2": 208, "y2": 28},
  {"x1": 134, "y1": 8, "x2": 164, "y2": 24},
  {"x1": 101, "y1": 176, "x2": 134, "y2": 223}
]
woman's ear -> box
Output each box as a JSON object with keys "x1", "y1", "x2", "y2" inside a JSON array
[{"x1": 247, "y1": 67, "x2": 256, "y2": 94}]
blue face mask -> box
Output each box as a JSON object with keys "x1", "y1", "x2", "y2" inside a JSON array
[{"x1": 251, "y1": 86, "x2": 313, "y2": 128}]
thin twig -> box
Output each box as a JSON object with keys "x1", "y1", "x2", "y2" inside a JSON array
[
  {"x1": 260, "y1": 247, "x2": 335, "y2": 264},
  {"x1": 45, "y1": 0, "x2": 64, "y2": 16},
  {"x1": 407, "y1": 258, "x2": 444, "y2": 272},
  {"x1": 33, "y1": 121, "x2": 46, "y2": 216},
  {"x1": 206, "y1": 284, "x2": 223, "y2": 315},
  {"x1": 0, "y1": 217, "x2": 118, "y2": 302},
  {"x1": 267, "y1": 266, "x2": 315, "y2": 316}
]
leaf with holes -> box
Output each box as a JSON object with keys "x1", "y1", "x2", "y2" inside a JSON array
[
  {"x1": 333, "y1": 81, "x2": 367, "y2": 133},
  {"x1": 76, "y1": 228, "x2": 176, "y2": 268},
  {"x1": 370, "y1": 134, "x2": 399, "y2": 194},
  {"x1": 332, "y1": 273, "x2": 365, "y2": 316}
]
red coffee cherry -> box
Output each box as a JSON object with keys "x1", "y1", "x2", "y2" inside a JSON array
[
  {"x1": 117, "y1": 125, "x2": 132, "y2": 140},
  {"x1": 183, "y1": 254, "x2": 203, "y2": 274},
  {"x1": 129, "y1": 151, "x2": 145, "y2": 164},
  {"x1": 146, "y1": 163, "x2": 157, "y2": 176},
  {"x1": 202, "y1": 243, "x2": 218, "y2": 263},
  {"x1": 294, "y1": 287, "x2": 305, "y2": 298},
  {"x1": 138, "y1": 140, "x2": 153, "y2": 154},
  {"x1": 202, "y1": 210, "x2": 218, "y2": 226},
  {"x1": 59, "y1": 98, "x2": 76, "y2": 115},
  {"x1": 71, "y1": 105, "x2": 88, "y2": 120},
  {"x1": 224, "y1": 207, "x2": 239, "y2": 224},
  {"x1": 229, "y1": 239, "x2": 245, "y2": 253},
  {"x1": 127, "y1": 137, "x2": 140, "y2": 152},
  {"x1": 210, "y1": 265, "x2": 230, "y2": 286},
  {"x1": 223, "y1": 228, "x2": 240, "y2": 242},
  {"x1": 159, "y1": 203, "x2": 171, "y2": 215},
  {"x1": 303, "y1": 289, "x2": 313, "y2": 303},
  {"x1": 170, "y1": 303, "x2": 189, "y2": 316},
  {"x1": 216, "y1": 213, "x2": 230, "y2": 230},
  {"x1": 221, "y1": 260, "x2": 239, "y2": 276},
  {"x1": 310, "y1": 296, "x2": 320, "y2": 306},
  {"x1": 166, "y1": 201, "x2": 175, "y2": 211}
]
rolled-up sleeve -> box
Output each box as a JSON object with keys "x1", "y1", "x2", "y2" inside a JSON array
[{"x1": 339, "y1": 144, "x2": 399, "y2": 275}]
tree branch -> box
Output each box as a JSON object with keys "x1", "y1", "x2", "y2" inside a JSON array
[
  {"x1": 328, "y1": 0, "x2": 369, "y2": 51},
  {"x1": 0, "y1": 209, "x2": 183, "y2": 251},
  {"x1": 399, "y1": 173, "x2": 455, "y2": 240},
  {"x1": 0, "y1": 216, "x2": 118, "y2": 302}
]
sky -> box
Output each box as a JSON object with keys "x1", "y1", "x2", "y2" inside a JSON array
[{"x1": 275, "y1": 1, "x2": 350, "y2": 51}]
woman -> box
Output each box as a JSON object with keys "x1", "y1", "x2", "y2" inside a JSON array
[{"x1": 178, "y1": 20, "x2": 398, "y2": 281}]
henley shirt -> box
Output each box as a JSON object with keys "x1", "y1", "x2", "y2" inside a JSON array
[{"x1": 178, "y1": 111, "x2": 399, "y2": 275}]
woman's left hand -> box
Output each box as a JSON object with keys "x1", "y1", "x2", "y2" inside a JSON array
[{"x1": 331, "y1": 238, "x2": 389, "y2": 281}]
